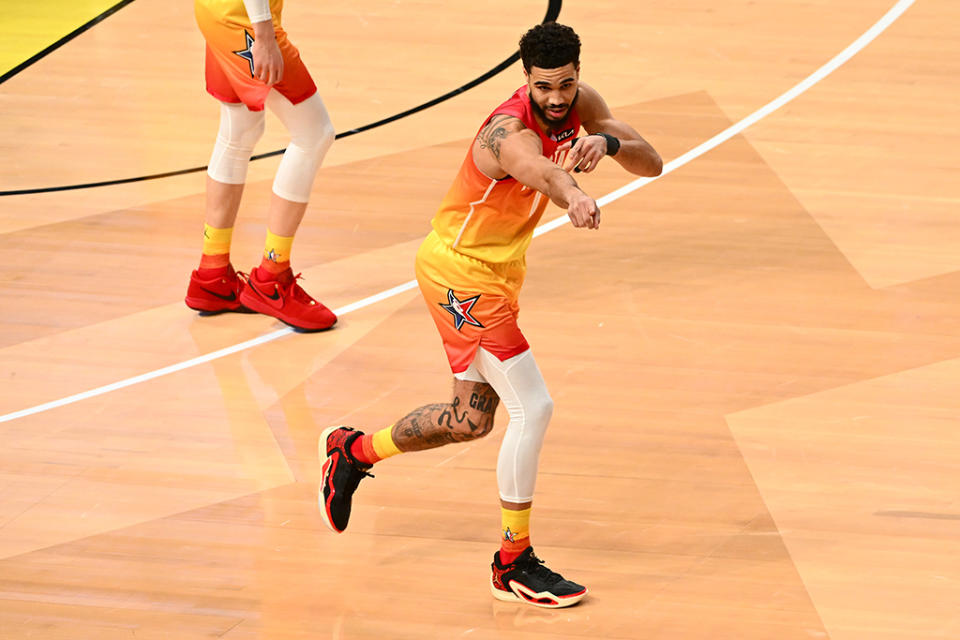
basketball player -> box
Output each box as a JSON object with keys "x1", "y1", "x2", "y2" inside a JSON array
[
  {"x1": 319, "y1": 23, "x2": 662, "y2": 607},
  {"x1": 185, "y1": 0, "x2": 337, "y2": 331}
]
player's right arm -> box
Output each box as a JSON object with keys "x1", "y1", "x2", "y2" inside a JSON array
[
  {"x1": 243, "y1": 0, "x2": 283, "y2": 85},
  {"x1": 473, "y1": 115, "x2": 601, "y2": 229}
]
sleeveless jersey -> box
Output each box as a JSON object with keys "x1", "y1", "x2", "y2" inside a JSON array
[
  {"x1": 430, "y1": 86, "x2": 581, "y2": 264},
  {"x1": 196, "y1": 0, "x2": 283, "y2": 26}
]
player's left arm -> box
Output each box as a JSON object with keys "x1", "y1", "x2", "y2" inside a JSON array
[{"x1": 560, "y1": 82, "x2": 662, "y2": 176}]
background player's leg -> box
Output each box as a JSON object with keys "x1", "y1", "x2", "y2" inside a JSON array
[
  {"x1": 202, "y1": 101, "x2": 266, "y2": 258},
  {"x1": 204, "y1": 179, "x2": 245, "y2": 231},
  {"x1": 205, "y1": 102, "x2": 266, "y2": 229},
  {"x1": 257, "y1": 91, "x2": 334, "y2": 276},
  {"x1": 185, "y1": 102, "x2": 265, "y2": 313},
  {"x1": 266, "y1": 92, "x2": 334, "y2": 211},
  {"x1": 239, "y1": 91, "x2": 338, "y2": 330}
]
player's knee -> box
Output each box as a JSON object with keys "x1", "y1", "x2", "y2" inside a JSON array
[
  {"x1": 219, "y1": 106, "x2": 265, "y2": 151},
  {"x1": 450, "y1": 406, "x2": 496, "y2": 441},
  {"x1": 282, "y1": 95, "x2": 334, "y2": 154},
  {"x1": 251, "y1": 118, "x2": 267, "y2": 146},
  {"x1": 470, "y1": 406, "x2": 498, "y2": 439},
  {"x1": 208, "y1": 106, "x2": 265, "y2": 183},
  {"x1": 525, "y1": 393, "x2": 554, "y2": 430},
  {"x1": 443, "y1": 391, "x2": 497, "y2": 441},
  {"x1": 238, "y1": 116, "x2": 266, "y2": 150},
  {"x1": 291, "y1": 112, "x2": 334, "y2": 159}
]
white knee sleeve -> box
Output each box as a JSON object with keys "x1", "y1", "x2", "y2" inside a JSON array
[
  {"x1": 471, "y1": 348, "x2": 554, "y2": 503},
  {"x1": 207, "y1": 102, "x2": 266, "y2": 184},
  {"x1": 266, "y1": 92, "x2": 335, "y2": 203}
]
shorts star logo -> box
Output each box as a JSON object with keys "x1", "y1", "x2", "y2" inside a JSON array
[
  {"x1": 233, "y1": 31, "x2": 256, "y2": 77},
  {"x1": 440, "y1": 289, "x2": 484, "y2": 331}
]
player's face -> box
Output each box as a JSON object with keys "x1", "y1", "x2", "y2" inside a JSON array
[{"x1": 525, "y1": 63, "x2": 580, "y2": 126}]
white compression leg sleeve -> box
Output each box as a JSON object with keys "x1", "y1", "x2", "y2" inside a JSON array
[
  {"x1": 207, "y1": 102, "x2": 266, "y2": 184},
  {"x1": 471, "y1": 348, "x2": 554, "y2": 504},
  {"x1": 265, "y1": 92, "x2": 335, "y2": 203}
]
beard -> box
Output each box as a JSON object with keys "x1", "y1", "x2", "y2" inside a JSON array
[{"x1": 528, "y1": 89, "x2": 580, "y2": 126}]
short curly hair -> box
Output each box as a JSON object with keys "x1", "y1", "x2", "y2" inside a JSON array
[{"x1": 519, "y1": 22, "x2": 581, "y2": 73}]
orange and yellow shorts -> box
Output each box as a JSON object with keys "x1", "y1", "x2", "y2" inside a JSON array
[
  {"x1": 195, "y1": 1, "x2": 316, "y2": 111},
  {"x1": 415, "y1": 231, "x2": 530, "y2": 374}
]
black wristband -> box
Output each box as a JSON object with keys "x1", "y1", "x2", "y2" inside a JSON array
[
  {"x1": 568, "y1": 133, "x2": 620, "y2": 157},
  {"x1": 596, "y1": 132, "x2": 620, "y2": 156}
]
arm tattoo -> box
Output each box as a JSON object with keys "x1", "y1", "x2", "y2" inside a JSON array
[{"x1": 478, "y1": 114, "x2": 523, "y2": 162}]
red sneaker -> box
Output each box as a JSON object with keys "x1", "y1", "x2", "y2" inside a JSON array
[
  {"x1": 185, "y1": 265, "x2": 246, "y2": 313},
  {"x1": 239, "y1": 267, "x2": 337, "y2": 331}
]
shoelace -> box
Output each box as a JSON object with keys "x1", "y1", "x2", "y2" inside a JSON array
[
  {"x1": 286, "y1": 273, "x2": 319, "y2": 305},
  {"x1": 236, "y1": 271, "x2": 249, "y2": 290},
  {"x1": 343, "y1": 461, "x2": 374, "y2": 496},
  {"x1": 336, "y1": 435, "x2": 375, "y2": 479},
  {"x1": 521, "y1": 553, "x2": 563, "y2": 584}
]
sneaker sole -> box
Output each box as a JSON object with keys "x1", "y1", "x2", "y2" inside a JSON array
[
  {"x1": 317, "y1": 425, "x2": 347, "y2": 534},
  {"x1": 490, "y1": 580, "x2": 588, "y2": 609},
  {"x1": 185, "y1": 297, "x2": 244, "y2": 314}
]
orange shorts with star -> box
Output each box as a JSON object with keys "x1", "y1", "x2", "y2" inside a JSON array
[
  {"x1": 195, "y1": 0, "x2": 316, "y2": 111},
  {"x1": 415, "y1": 231, "x2": 530, "y2": 374}
]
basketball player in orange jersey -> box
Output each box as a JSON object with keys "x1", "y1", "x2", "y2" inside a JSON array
[
  {"x1": 319, "y1": 22, "x2": 662, "y2": 607},
  {"x1": 184, "y1": 0, "x2": 337, "y2": 331}
]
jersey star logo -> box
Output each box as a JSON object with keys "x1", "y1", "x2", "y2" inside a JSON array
[
  {"x1": 440, "y1": 289, "x2": 484, "y2": 331},
  {"x1": 233, "y1": 31, "x2": 256, "y2": 77}
]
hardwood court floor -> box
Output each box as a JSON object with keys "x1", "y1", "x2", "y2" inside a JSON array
[{"x1": 1, "y1": 1, "x2": 959, "y2": 638}]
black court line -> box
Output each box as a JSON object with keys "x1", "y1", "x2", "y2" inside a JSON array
[
  {"x1": 1, "y1": 0, "x2": 562, "y2": 197},
  {"x1": 0, "y1": 0, "x2": 137, "y2": 86}
]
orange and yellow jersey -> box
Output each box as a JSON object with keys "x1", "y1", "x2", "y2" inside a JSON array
[
  {"x1": 430, "y1": 86, "x2": 582, "y2": 264},
  {"x1": 195, "y1": 0, "x2": 283, "y2": 27}
]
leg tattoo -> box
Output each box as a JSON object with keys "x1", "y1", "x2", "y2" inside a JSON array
[{"x1": 391, "y1": 381, "x2": 500, "y2": 451}]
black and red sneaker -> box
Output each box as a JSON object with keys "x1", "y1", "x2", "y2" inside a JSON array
[
  {"x1": 185, "y1": 264, "x2": 247, "y2": 314},
  {"x1": 490, "y1": 547, "x2": 588, "y2": 608},
  {"x1": 318, "y1": 426, "x2": 373, "y2": 533}
]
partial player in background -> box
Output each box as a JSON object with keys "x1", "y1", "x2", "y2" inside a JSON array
[
  {"x1": 317, "y1": 23, "x2": 662, "y2": 608},
  {"x1": 185, "y1": 0, "x2": 337, "y2": 331}
]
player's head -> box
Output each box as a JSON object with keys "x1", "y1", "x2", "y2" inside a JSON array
[{"x1": 519, "y1": 22, "x2": 581, "y2": 126}]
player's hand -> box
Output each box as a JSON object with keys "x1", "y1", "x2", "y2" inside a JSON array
[
  {"x1": 560, "y1": 135, "x2": 607, "y2": 174},
  {"x1": 567, "y1": 191, "x2": 601, "y2": 229},
  {"x1": 251, "y1": 32, "x2": 284, "y2": 85}
]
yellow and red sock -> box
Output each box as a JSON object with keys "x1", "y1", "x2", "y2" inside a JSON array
[
  {"x1": 260, "y1": 229, "x2": 294, "y2": 277},
  {"x1": 350, "y1": 426, "x2": 402, "y2": 466},
  {"x1": 198, "y1": 223, "x2": 233, "y2": 275},
  {"x1": 499, "y1": 506, "x2": 531, "y2": 564}
]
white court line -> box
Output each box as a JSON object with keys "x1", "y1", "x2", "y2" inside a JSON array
[{"x1": 0, "y1": 0, "x2": 913, "y2": 425}]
